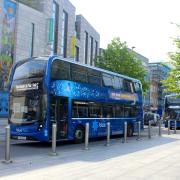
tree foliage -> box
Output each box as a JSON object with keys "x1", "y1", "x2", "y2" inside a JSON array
[
  {"x1": 95, "y1": 38, "x2": 149, "y2": 93},
  {"x1": 162, "y1": 27, "x2": 180, "y2": 94}
]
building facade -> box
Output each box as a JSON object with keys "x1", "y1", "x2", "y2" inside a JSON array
[
  {"x1": 75, "y1": 15, "x2": 100, "y2": 65},
  {"x1": 149, "y1": 62, "x2": 171, "y2": 115},
  {"x1": 14, "y1": 0, "x2": 100, "y2": 62},
  {"x1": 0, "y1": 0, "x2": 100, "y2": 80},
  {"x1": 133, "y1": 51, "x2": 150, "y2": 107},
  {"x1": 0, "y1": 0, "x2": 100, "y2": 117}
]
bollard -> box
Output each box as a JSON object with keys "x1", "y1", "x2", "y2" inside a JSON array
[
  {"x1": 105, "y1": 122, "x2": 110, "y2": 146},
  {"x1": 168, "y1": 120, "x2": 171, "y2": 135},
  {"x1": 2, "y1": 125, "x2": 12, "y2": 164},
  {"x1": 158, "y1": 118, "x2": 162, "y2": 137},
  {"x1": 84, "y1": 123, "x2": 89, "y2": 150},
  {"x1": 49, "y1": 123, "x2": 57, "y2": 156},
  {"x1": 122, "y1": 121, "x2": 127, "y2": 143},
  {"x1": 174, "y1": 120, "x2": 177, "y2": 134},
  {"x1": 136, "y1": 121, "x2": 141, "y2": 140},
  {"x1": 148, "y1": 120, "x2": 151, "y2": 139}
]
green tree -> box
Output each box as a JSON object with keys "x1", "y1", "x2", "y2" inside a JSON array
[
  {"x1": 162, "y1": 28, "x2": 180, "y2": 94},
  {"x1": 95, "y1": 38, "x2": 149, "y2": 93}
]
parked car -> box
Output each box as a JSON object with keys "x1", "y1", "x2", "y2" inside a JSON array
[{"x1": 144, "y1": 112, "x2": 160, "y2": 126}]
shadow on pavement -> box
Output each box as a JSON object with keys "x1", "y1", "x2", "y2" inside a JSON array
[{"x1": 0, "y1": 128, "x2": 179, "y2": 178}]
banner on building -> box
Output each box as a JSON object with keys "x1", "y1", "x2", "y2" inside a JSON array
[
  {"x1": 0, "y1": 0, "x2": 16, "y2": 90},
  {"x1": 48, "y1": 18, "x2": 55, "y2": 43},
  {"x1": 71, "y1": 36, "x2": 76, "y2": 58}
]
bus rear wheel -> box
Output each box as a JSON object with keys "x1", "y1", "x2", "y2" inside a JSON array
[
  {"x1": 127, "y1": 124, "x2": 134, "y2": 137},
  {"x1": 74, "y1": 126, "x2": 85, "y2": 144}
]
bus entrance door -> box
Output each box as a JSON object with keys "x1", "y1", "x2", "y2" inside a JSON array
[{"x1": 56, "y1": 97, "x2": 68, "y2": 139}]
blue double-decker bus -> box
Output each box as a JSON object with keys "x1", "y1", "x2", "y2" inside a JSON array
[
  {"x1": 9, "y1": 56, "x2": 143, "y2": 142},
  {"x1": 164, "y1": 95, "x2": 180, "y2": 128}
]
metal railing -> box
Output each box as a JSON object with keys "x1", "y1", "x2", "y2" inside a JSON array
[
  {"x1": 84, "y1": 123, "x2": 89, "y2": 150},
  {"x1": 2, "y1": 125, "x2": 12, "y2": 164},
  {"x1": 49, "y1": 123, "x2": 58, "y2": 156},
  {"x1": 105, "y1": 122, "x2": 110, "y2": 146},
  {"x1": 122, "y1": 121, "x2": 127, "y2": 143}
]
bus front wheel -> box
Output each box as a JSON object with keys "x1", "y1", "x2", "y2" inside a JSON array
[
  {"x1": 127, "y1": 124, "x2": 134, "y2": 137},
  {"x1": 74, "y1": 126, "x2": 85, "y2": 144}
]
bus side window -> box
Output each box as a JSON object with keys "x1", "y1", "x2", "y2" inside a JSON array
[
  {"x1": 113, "y1": 76, "x2": 121, "y2": 89},
  {"x1": 134, "y1": 82, "x2": 141, "y2": 93},
  {"x1": 115, "y1": 105, "x2": 124, "y2": 117},
  {"x1": 124, "y1": 106, "x2": 131, "y2": 117},
  {"x1": 102, "y1": 73, "x2": 113, "y2": 88},
  {"x1": 131, "y1": 106, "x2": 138, "y2": 117},
  {"x1": 78, "y1": 105, "x2": 88, "y2": 118},
  {"x1": 72, "y1": 105, "x2": 79, "y2": 118},
  {"x1": 89, "y1": 103, "x2": 102, "y2": 118},
  {"x1": 123, "y1": 80, "x2": 134, "y2": 93},
  {"x1": 71, "y1": 64, "x2": 87, "y2": 83},
  {"x1": 103, "y1": 105, "x2": 114, "y2": 118},
  {"x1": 118, "y1": 77, "x2": 123, "y2": 91},
  {"x1": 51, "y1": 60, "x2": 70, "y2": 80},
  {"x1": 130, "y1": 82, "x2": 134, "y2": 93},
  {"x1": 72, "y1": 101, "x2": 88, "y2": 118},
  {"x1": 88, "y1": 69, "x2": 102, "y2": 87}
]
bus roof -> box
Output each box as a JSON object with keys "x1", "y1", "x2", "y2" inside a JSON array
[{"x1": 15, "y1": 55, "x2": 141, "y2": 84}]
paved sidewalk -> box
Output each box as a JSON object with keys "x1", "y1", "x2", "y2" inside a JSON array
[{"x1": 0, "y1": 128, "x2": 180, "y2": 180}]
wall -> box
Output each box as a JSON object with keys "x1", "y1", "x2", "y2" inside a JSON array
[
  {"x1": 4, "y1": 0, "x2": 100, "y2": 64},
  {"x1": 149, "y1": 63, "x2": 171, "y2": 114},
  {"x1": 15, "y1": 3, "x2": 46, "y2": 61},
  {"x1": 76, "y1": 15, "x2": 100, "y2": 64},
  {"x1": 43, "y1": 0, "x2": 76, "y2": 58}
]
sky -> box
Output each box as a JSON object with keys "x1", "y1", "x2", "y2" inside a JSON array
[{"x1": 70, "y1": 0, "x2": 180, "y2": 62}]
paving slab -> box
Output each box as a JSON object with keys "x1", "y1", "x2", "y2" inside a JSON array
[{"x1": 0, "y1": 125, "x2": 180, "y2": 180}]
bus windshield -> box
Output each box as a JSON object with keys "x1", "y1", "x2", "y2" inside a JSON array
[
  {"x1": 9, "y1": 95, "x2": 41, "y2": 124},
  {"x1": 13, "y1": 60, "x2": 47, "y2": 80},
  {"x1": 167, "y1": 97, "x2": 180, "y2": 105},
  {"x1": 165, "y1": 96, "x2": 180, "y2": 119}
]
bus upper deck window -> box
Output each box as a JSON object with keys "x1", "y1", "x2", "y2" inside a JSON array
[
  {"x1": 88, "y1": 69, "x2": 102, "y2": 87},
  {"x1": 51, "y1": 60, "x2": 70, "y2": 80},
  {"x1": 134, "y1": 83, "x2": 141, "y2": 92},
  {"x1": 113, "y1": 76, "x2": 121, "y2": 89},
  {"x1": 123, "y1": 80, "x2": 133, "y2": 93},
  {"x1": 71, "y1": 64, "x2": 87, "y2": 83},
  {"x1": 102, "y1": 74, "x2": 113, "y2": 88}
]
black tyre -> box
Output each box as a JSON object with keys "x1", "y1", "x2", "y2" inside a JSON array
[
  {"x1": 74, "y1": 126, "x2": 85, "y2": 144},
  {"x1": 127, "y1": 124, "x2": 134, "y2": 137}
]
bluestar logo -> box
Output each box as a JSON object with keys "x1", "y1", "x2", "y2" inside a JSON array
[{"x1": 16, "y1": 128, "x2": 22, "y2": 133}]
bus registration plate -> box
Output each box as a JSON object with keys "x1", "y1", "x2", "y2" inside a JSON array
[{"x1": 18, "y1": 136, "x2": 26, "y2": 140}]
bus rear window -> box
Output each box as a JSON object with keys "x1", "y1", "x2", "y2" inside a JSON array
[
  {"x1": 134, "y1": 83, "x2": 141, "y2": 93},
  {"x1": 14, "y1": 60, "x2": 46, "y2": 80}
]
